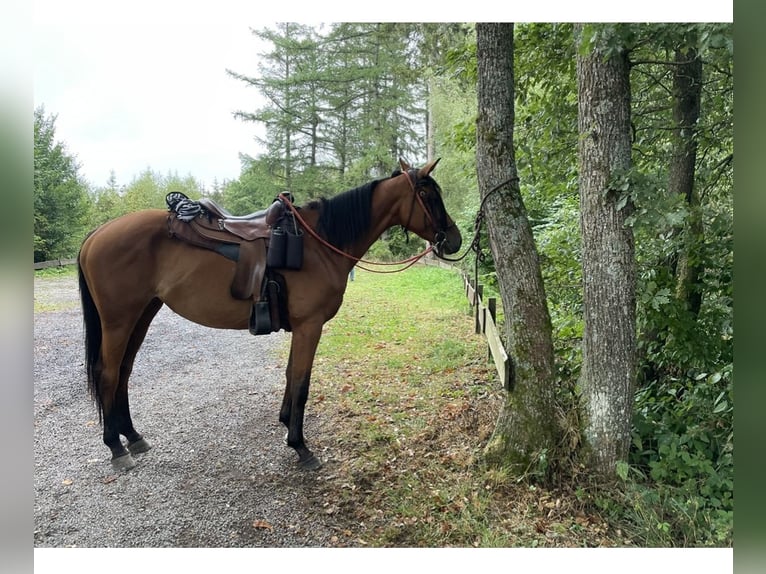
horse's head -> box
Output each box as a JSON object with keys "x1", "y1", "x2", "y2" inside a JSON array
[{"x1": 396, "y1": 158, "x2": 462, "y2": 256}]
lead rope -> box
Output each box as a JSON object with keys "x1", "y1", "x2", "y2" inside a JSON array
[{"x1": 433, "y1": 175, "x2": 519, "y2": 265}]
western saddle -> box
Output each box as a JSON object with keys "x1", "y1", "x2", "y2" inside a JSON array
[{"x1": 166, "y1": 192, "x2": 302, "y2": 335}]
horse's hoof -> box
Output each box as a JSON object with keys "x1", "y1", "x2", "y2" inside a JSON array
[
  {"x1": 298, "y1": 455, "x2": 323, "y2": 471},
  {"x1": 128, "y1": 437, "x2": 152, "y2": 455},
  {"x1": 111, "y1": 452, "x2": 136, "y2": 471}
]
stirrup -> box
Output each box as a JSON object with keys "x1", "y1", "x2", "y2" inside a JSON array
[{"x1": 249, "y1": 301, "x2": 272, "y2": 335}]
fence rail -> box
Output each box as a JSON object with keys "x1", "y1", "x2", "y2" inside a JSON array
[
  {"x1": 34, "y1": 258, "x2": 77, "y2": 270},
  {"x1": 463, "y1": 273, "x2": 513, "y2": 391}
]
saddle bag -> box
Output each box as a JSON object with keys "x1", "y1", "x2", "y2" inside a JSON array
[{"x1": 266, "y1": 226, "x2": 303, "y2": 270}]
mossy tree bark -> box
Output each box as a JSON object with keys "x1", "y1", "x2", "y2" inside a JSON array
[
  {"x1": 669, "y1": 43, "x2": 704, "y2": 316},
  {"x1": 475, "y1": 23, "x2": 559, "y2": 478},
  {"x1": 575, "y1": 25, "x2": 637, "y2": 477}
]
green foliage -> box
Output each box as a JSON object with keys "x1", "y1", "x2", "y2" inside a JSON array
[
  {"x1": 632, "y1": 365, "x2": 733, "y2": 510},
  {"x1": 612, "y1": 23, "x2": 732, "y2": 545},
  {"x1": 33, "y1": 107, "x2": 92, "y2": 261},
  {"x1": 220, "y1": 156, "x2": 283, "y2": 213},
  {"x1": 439, "y1": 23, "x2": 732, "y2": 544},
  {"x1": 429, "y1": 74, "x2": 479, "y2": 229},
  {"x1": 576, "y1": 23, "x2": 639, "y2": 58},
  {"x1": 88, "y1": 168, "x2": 204, "y2": 228},
  {"x1": 230, "y1": 23, "x2": 431, "y2": 186}
]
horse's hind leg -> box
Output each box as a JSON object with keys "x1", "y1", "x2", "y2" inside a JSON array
[
  {"x1": 101, "y1": 299, "x2": 163, "y2": 471},
  {"x1": 118, "y1": 299, "x2": 163, "y2": 455}
]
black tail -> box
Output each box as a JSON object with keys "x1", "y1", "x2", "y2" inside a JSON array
[{"x1": 78, "y1": 251, "x2": 104, "y2": 423}]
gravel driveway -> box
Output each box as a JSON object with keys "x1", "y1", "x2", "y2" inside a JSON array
[{"x1": 33, "y1": 273, "x2": 343, "y2": 548}]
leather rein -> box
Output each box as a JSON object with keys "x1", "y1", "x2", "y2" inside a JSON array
[{"x1": 277, "y1": 170, "x2": 444, "y2": 274}]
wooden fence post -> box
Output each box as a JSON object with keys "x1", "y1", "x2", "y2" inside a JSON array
[
  {"x1": 475, "y1": 284, "x2": 483, "y2": 334},
  {"x1": 487, "y1": 298, "x2": 496, "y2": 361},
  {"x1": 459, "y1": 270, "x2": 511, "y2": 391}
]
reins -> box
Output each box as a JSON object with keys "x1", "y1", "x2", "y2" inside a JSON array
[
  {"x1": 277, "y1": 177, "x2": 436, "y2": 274},
  {"x1": 277, "y1": 173, "x2": 518, "y2": 275}
]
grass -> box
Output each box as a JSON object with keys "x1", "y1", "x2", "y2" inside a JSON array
[
  {"x1": 34, "y1": 265, "x2": 77, "y2": 279},
  {"x1": 302, "y1": 264, "x2": 629, "y2": 548},
  {"x1": 33, "y1": 265, "x2": 79, "y2": 313}
]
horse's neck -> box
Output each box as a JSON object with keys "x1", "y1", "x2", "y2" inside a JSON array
[
  {"x1": 298, "y1": 179, "x2": 408, "y2": 267},
  {"x1": 348, "y1": 180, "x2": 406, "y2": 260}
]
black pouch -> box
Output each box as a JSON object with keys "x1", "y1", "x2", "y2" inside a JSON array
[
  {"x1": 267, "y1": 227, "x2": 286, "y2": 268},
  {"x1": 285, "y1": 229, "x2": 304, "y2": 270}
]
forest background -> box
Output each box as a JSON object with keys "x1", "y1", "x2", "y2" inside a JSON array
[{"x1": 33, "y1": 22, "x2": 733, "y2": 547}]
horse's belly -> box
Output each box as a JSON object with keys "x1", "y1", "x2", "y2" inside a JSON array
[
  {"x1": 161, "y1": 294, "x2": 251, "y2": 330},
  {"x1": 156, "y1": 245, "x2": 252, "y2": 330}
]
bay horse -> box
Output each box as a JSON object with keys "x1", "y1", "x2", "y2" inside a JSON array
[{"x1": 77, "y1": 159, "x2": 461, "y2": 471}]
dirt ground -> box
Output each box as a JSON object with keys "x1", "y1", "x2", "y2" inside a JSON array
[{"x1": 33, "y1": 273, "x2": 348, "y2": 548}]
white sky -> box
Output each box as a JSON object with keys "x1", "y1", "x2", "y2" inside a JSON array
[
  {"x1": 33, "y1": 1, "x2": 273, "y2": 190},
  {"x1": 32, "y1": 1, "x2": 732, "y2": 191}
]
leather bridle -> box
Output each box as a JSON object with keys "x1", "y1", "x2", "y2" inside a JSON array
[{"x1": 402, "y1": 169, "x2": 456, "y2": 252}]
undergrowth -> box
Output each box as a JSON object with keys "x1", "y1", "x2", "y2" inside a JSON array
[
  {"x1": 305, "y1": 265, "x2": 618, "y2": 547},
  {"x1": 299, "y1": 264, "x2": 732, "y2": 548}
]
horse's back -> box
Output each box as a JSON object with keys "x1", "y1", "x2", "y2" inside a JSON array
[
  {"x1": 81, "y1": 209, "x2": 167, "y2": 258},
  {"x1": 80, "y1": 209, "x2": 251, "y2": 330}
]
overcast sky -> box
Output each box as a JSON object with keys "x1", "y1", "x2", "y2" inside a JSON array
[
  {"x1": 33, "y1": 1, "x2": 275, "y2": 190},
  {"x1": 32, "y1": 1, "x2": 731, "y2": 191}
]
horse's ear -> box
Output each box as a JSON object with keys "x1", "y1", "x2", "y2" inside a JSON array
[
  {"x1": 419, "y1": 157, "x2": 441, "y2": 178},
  {"x1": 399, "y1": 157, "x2": 411, "y2": 172}
]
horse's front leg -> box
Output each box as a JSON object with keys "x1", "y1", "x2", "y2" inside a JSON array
[
  {"x1": 281, "y1": 322, "x2": 323, "y2": 470},
  {"x1": 279, "y1": 346, "x2": 293, "y2": 428}
]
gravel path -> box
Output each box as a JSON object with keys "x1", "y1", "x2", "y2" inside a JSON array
[{"x1": 33, "y1": 273, "x2": 342, "y2": 548}]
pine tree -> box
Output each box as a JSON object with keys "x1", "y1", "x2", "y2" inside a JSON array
[{"x1": 33, "y1": 106, "x2": 91, "y2": 261}]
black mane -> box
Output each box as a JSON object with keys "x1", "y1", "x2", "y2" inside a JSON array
[{"x1": 309, "y1": 179, "x2": 381, "y2": 249}]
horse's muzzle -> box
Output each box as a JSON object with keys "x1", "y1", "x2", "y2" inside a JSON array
[{"x1": 437, "y1": 226, "x2": 462, "y2": 255}]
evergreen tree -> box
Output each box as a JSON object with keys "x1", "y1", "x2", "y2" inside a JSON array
[
  {"x1": 228, "y1": 23, "x2": 432, "y2": 192},
  {"x1": 33, "y1": 106, "x2": 92, "y2": 261}
]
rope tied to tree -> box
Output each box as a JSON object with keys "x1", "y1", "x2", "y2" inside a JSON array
[{"x1": 433, "y1": 175, "x2": 519, "y2": 265}]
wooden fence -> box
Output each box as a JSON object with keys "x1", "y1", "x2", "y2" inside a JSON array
[
  {"x1": 463, "y1": 273, "x2": 513, "y2": 392},
  {"x1": 34, "y1": 258, "x2": 77, "y2": 270}
]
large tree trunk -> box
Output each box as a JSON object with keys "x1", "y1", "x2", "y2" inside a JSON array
[
  {"x1": 575, "y1": 25, "x2": 637, "y2": 477},
  {"x1": 670, "y1": 45, "x2": 704, "y2": 316},
  {"x1": 475, "y1": 23, "x2": 559, "y2": 475}
]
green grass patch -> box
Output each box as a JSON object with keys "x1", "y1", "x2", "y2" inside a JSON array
[
  {"x1": 306, "y1": 265, "x2": 626, "y2": 548},
  {"x1": 34, "y1": 265, "x2": 79, "y2": 313},
  {"x1": 34, "y1": 265, "x2": 78, "y2": 279}
]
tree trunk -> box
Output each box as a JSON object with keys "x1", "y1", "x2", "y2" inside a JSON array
[
  {"x1": 575, "y1": 25, "x2": 637, "y2": 477},
  {"x1": 426, "y1": 79, "x2": 435, "y2": 161},
  {"x1": 670, "y1": 45, "x2": 703, "y2": 316},
  {"x1": 475, "y1": 23, "x2": 559, "y2": 476}
]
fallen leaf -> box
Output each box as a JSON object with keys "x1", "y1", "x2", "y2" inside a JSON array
[{"x1": 252, "y1": 520, "x2": 273, "y2": 531}]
